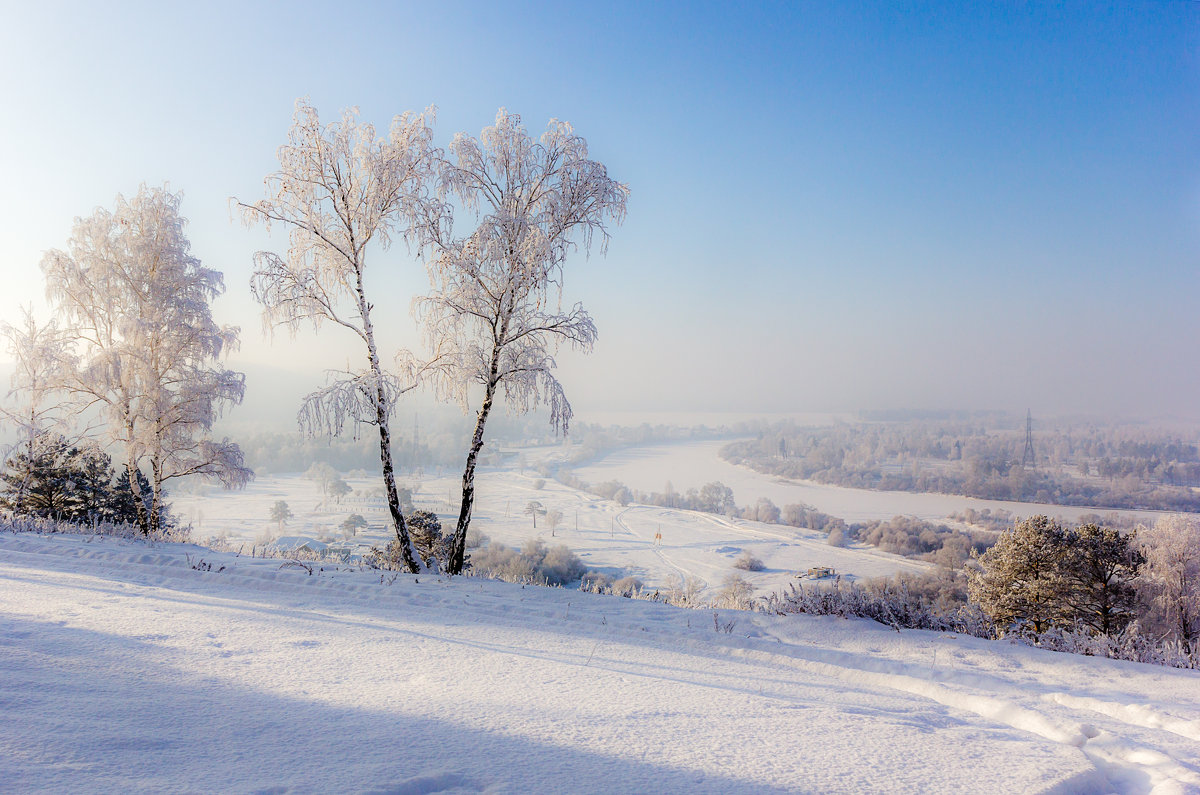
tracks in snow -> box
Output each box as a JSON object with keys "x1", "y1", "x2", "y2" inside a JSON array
[
  {"x1": 614, "y1": 507, "x2": 710, "y2": 594},
  {"x1": 5, "y1": 532, "x2": 1198, "y2": 793},
  {"x1": 739, "y1": 626, "x2": 1200, "y2": 794}
]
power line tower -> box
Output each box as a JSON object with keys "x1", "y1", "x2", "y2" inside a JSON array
[{"x1": 1022, "y1": 409, "x2": 1035, "y2": 468}]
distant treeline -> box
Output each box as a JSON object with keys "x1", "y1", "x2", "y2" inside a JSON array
[
  {"x1": 721, "y1": 417, "x2": 1200, "y2": 512},
  {"x1": 555, "y1": 470, "x2": 847, "y2": 535}
]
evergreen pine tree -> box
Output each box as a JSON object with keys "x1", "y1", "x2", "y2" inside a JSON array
[
  {"x1": 1060, "y1": 523, "x2": 1142, "y2": 636},
  {"x1": 969, "y1": 515, "x2": 1069, "y2": 633},
  {"x1": 0, "y1": 431, "x2": 151, "y2": 526}
]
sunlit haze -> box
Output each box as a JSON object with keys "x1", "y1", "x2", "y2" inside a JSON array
[{"x1": 1, "y1": 1, "x2": 1196, "y2": 425}]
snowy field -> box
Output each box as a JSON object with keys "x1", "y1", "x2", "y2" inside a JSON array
[
  {"x1": 171, "y1": 463, "x2": 931, "y2": 600},
  {"x1": 169, "y1": 437, "x2": 1171, "y2": 600},
  {"x1": 3, "y1": 532, "x2": 1199, "y2": 793}
]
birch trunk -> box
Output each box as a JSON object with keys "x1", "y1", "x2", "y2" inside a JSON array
[
  {"x1": 149, "y1": 456, "x2": 163, "y2": 536},
  {"x1": 125, "y1": 459, "x2": 150, "y2": 536},
  {"x1": 377, "y1": 401, "x2": 419, "y2": 573},
  {"x1": 448, "y1": 384, "x2": 496, "y2": 574},
  {"x1": 362, "y1": 302, "x2": 420, "y2": 574},
  {"x1": 448, "y1": 342, "x2": 503, "y2": 574}
]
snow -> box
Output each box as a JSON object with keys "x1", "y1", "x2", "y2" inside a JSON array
[
  {"x1": 172, "y1": 467, "x2": 931, "y2": 600},
  {"x1": 3, "y1": 531, "x2": 1199, "y2": 793},
  {"x1": 9, "y1": 440, "x2": 1200, "y2": 792},
  {"x1": 267, "y1": 535, "x2": 328, "y2": 553}
]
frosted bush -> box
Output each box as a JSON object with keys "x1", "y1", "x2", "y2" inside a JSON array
[
  {"x1": 540, "y1": 544, "x2": 586, "y2": 585},
  {"x1": 733, "y1": 551, "x2": 765, "y2": 571},
  {"x1": 611, "y1": 576, "x2": 644, "y2": 597},
  {"x1": 765, "y1": 578, "x2": 995, "y2": 637},
  {"x1": 363, "y1": 540, "x2": 413, "y2": 572},
  {"x1": 468, "y1": 539, "x2": 586, "y2": 586},
  {"x1": 765, "y1": 571, "x2": 1198, "y2": 670},
  {"x1": 521, "y1": 538, "x2": 548, "y2": 563},
  {"x1": 0, "y1": 510, "x2": 185, "y2": 542},
  {"x1": 865, "y1": 569, "x2": 968, "y2": 614},
  {"x1": 468, "y1": 543, "x2": 538, "y2": 582},
  {"x1": 678, "y1": 576, "x2": 705, "y2": 607},
  {"x1": 1023, "y1": 622, "x2": 1198, "y2": 669},
  {"x1": 716, "y1": 573, "x2": 755, "y2": 609},
  {"x1": 465, "y1": 527, "x2": 489, "y2": 548},
  {"x1": 581, "y1": 571, "x2": 612, "y2": 590}
]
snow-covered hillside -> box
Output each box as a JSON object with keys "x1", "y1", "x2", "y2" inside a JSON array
[{"x1": 3, "y1": 532, "x2": 1198, "y2": 793}]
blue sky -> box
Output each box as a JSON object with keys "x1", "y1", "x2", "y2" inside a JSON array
[{"x1": 0, "y1": 1, "x2": 1196, "y2": 421}]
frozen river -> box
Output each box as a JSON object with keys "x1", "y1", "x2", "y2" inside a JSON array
[{"x1": 571, "y1": 439, "x2": 1169, "y2": 526}]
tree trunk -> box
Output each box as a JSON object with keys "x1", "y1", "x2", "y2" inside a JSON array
[
  {"x1": 377, "y1": 411, "x2": 419, "y2": 573},
  {"x1": 125, "y1": 460, "x2": 150, "y2": 536},
  {"x1": 448, "y1": 376, "x2": 498, "y2": 575},
  {"x1": 1180, "y1": 570, "x2": 1195, "y2": 655},
  {"x1": 359, "y1": 279, "x2": 420, "y2": 574},
  {"x1": 149, "y1": 456, "x2": 163, "y2": 536}
]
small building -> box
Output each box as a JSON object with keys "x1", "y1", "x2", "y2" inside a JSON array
[
  {"x1": 803, "y1": 566, "x2": 837, "y2": 579},
  {"x1": 267, "y1": 536, "x2": 328, "y2": 555}
]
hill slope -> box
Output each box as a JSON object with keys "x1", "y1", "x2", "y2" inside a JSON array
[{"x1": 2, "y1": 533, "x2": 1199, "y2": 793}]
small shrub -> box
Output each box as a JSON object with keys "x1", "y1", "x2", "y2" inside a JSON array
[
  {"x1": 827, "y1": 527, "x2": 846, "y2": 547},
  {"x1": 764, "y1": 578, "x2": 994, "y2": 636},
  {"x1": 408, "y1": 510, "x2": 449, "y2": 567},
  {"x1": 467, "y1": 543, "x2": 537, "y2": 582},
  {"x1": 581, "y1": 571, "x2": 613, "y2": 591},
  {"x1": 532, "y1": 478, "x2": 545, "y2": 490},
  {"x1": 679, "y1": 576, "x2": 704, "y2": 606},
  {"x1": 733, "y1": 551, "x2": 765, "y2": 571},
  {"x1": 611, "y1": 576, "x2": 644, "y2": 597},
  {"x1": 0, "y1": 510, "x2": 184, "y2": 542},
  {"x1": 716, "y1": 573, "x2": 754, "y2": 609},
  {"x1": 522, "y1": 537, "x2": 548, "y2": 562},
  {"x1": 468, "y1": 538, "x2": 586, "y2": 586},
  {"x1": 540, "y1": 544, "x2": 587, "y2": 585},
  {"x1": 364, "y1": 539, "x2": 413, "y2": 571}
]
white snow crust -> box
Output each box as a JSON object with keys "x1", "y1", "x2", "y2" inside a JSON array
[{"x1": 3, "y1": 532, "x2": 1199, "y2": 793}]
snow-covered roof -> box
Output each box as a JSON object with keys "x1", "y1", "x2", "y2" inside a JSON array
[{"x1": 267, "y1": 536, "x2": 328, "y2": 552}]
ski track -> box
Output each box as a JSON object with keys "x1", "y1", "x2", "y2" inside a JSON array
[
  {"x1": 615, "y1": 507, "x2": 710, "y2": 594},
  {"x1": 3, "y1": 533, "x2": 1199, "y2": 793}
]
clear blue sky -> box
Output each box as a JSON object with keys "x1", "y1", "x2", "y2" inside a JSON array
[{"x1": 1, "y1": 1, "x2": 1196, "y2": 421}]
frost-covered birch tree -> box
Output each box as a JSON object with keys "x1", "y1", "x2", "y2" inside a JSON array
[
  {"x1": 0, "y1": 311, "x2": 92, "y2": 519},
  {"x1": 41, "y1": 185, "x2": 252, "y2": 535},
  {"x1": 237, "y1": 99, "x2": 439, "y2": 573},
  {"x1": 1139, "y1": 515, "x2": 1200, "y2": 653},
  {"x1": 0, "y1": 310, "x2": 74, "y2": 509},
  {"x1": 419, "y1": 109, "x2": 628, "y2": 574},
  {"x1": 1, "y1": 309, "x2": 72, "y2": 445}
]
